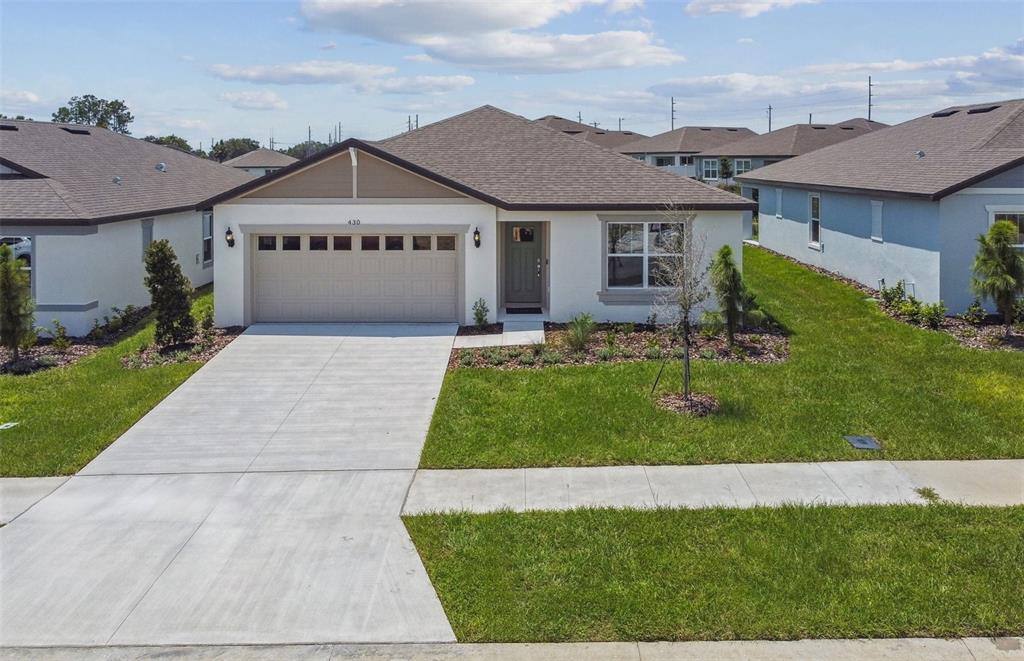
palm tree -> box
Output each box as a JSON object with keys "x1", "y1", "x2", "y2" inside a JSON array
[
  {"x1": 972, "y1": 220, "x2": 1024, "y2": 337},
  {"x1": 710, "y1": 245, "x2": 744, "y2": 345}
]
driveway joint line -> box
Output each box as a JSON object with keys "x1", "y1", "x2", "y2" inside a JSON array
[
  {"x1": 641, "y1": 466, "x2": 657, "y2": 507},
  {"x1": 817, "y1": 462, "x2": 853, "y2": 503}
]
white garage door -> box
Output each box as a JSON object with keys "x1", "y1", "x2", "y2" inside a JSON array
[{"x1": 253, "y1": 233, "x2": 458, "y2": 322}]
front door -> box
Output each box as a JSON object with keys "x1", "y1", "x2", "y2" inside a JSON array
[{"x1": 504, "y1": 223, "x2": 543, "y2": 304}]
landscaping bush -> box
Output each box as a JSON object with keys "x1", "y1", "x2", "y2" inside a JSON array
[
  {"x1": 879, "y1": 280, "x2": 906, "y2": 308},
  {"x1": 143, "y1": 239, "x2": 195, "y2": 346},
  {"x1": 459, "y1": 352, "x2": 475, "y2": 368},
  {"x1": 597, "y1": 347, "x2": 616, "y2": 361},
  {"x1": 744, "y1": 308, "x2": 769, "y2": 329},
  {"x1": 483, "y1": 348, "x2": 508, "y2": 366},
  {"x1": 896, "y1": 297, "x2": 922, "y2": 324},
  {"x1": 617, "y1": 322, "x2": 636, "y2": 335},
  {"x1": 472, "y1": 297, "x2": 489, "y2": 327},
  {"x1": 972, "y1": 220, "x2": 1024, "y2": 336},
  {"x1": 962, "y1": 299, "x2": 987, "y2": 325},
  {"x1": 540, "y1": 350, "x2": 565, "y2": 365},
  {"x1": 518, "y1": 353, "x2": 536, "y2": 366},
  {"x1": 699, "y1": 310, "x2": 724, "y2": 338},
  {"x1": 604, "y1": 327, "x2": 618, "y2": 351},
  {"x1": 0, "y1": 244, "x2": 36, "y2": 362},
  {"x1": 528, "y1": 340, "x2": 544, "y2": 357},
  {"x1": 920, "y1": 301, "x2": 947, "y2": 329},
  {"x1": 710, "y1": 244, "x2": 745, "y2": 345},
  {"x1": 565, "y1": 313, "x2": 596, "y2": 352},
  {"x1": 1015, "y1": 298, "x2": 1024, "y2": 324},
  {"x1": 48, "y1": 319, "x2": 72, "y2": 353}
]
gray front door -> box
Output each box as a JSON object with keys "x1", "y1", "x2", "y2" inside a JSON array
[{"x1": 504, "y1": 223, "x2": 542, "y2": 304}]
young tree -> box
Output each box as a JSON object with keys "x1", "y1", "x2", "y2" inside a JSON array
[
  {"x1": 0, "y1": 244, "x2": 35, "y2": 362},
  {"x1": 143, "y1": 134, "x2": 194, "y2": 154},
  {"x1": 144, "y1": 240, "x2": 195, "y2": 346},
  {"x1": 719, "y1": 157, "x2": 733, "y2": 181},
  {"x1": 652, "y1": 206, "x2": 711, "y2": 399},
  {"x1": 710, "y1": 244, "x2": 745, "y2": 345},
  {"x1": 972, "y1": 220, "x2": 1024, "y2": 336},
  {"x1": 210, "y1": 138, "x2": 261, "y2": 162},
  {"x1": 52, "y1": 95, "x2": 133, "y2": 133}
]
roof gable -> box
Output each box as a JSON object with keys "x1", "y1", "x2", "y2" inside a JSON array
[
  {"x1": 223, "y1": 148, "x2": 298, "y2": 169},
  {"x1": 706, "y1": 121, "x2": 885, "y2": 158},
  {"x1": 617, "y1": 126, "x2": 757, "y2": 154}
]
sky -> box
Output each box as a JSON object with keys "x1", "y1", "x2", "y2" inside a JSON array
[{"x1": 1, "y1": 0, "x2": 1022, "y2": 151}]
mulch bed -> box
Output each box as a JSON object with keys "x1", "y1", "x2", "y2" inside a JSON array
[
  {"x1": 450, "y1": 324, "x2": 789, "y2": 370},
  {"x1": 457, "y1": 323, "x2": 504, "y2": 336},
  {"x1": 121, "y1": 327, "x2": 244, "y2": 369},
  {"x1": 754, "y1": 244, "x2": 1023, "y2": 352},
  {"x1": 656, "y1": 392, "x2": 720, "y2": 416}
]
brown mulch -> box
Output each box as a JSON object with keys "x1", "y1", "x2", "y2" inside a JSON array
[
  {"x1": 450, "y1": 324, "x2": 789, "y2": 370},
  {"x1": 457, "y1": 323, "x2": 504, "y2": 336},
  {"x1": 656, "y1": 392, "x2": 720, "y2": 416},
  {"x1": 121, "y1": 327, "x2": 244, "y2": 369},
  {"x1": 753, "y1": 244, "x2": 1023, "y2": 352}
]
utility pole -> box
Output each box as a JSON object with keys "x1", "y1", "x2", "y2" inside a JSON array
[
  {"x1": 415, "y1": 114, "x2": 419, "y2": 129},
  {"x1": 618, "y1": 117, "x2": 624, "y2": 131},
  {"x1": 670, "y1": 96, "x2": 676, "y2": 131},
  {"x1": 577, "y1": 111, "x2": 583, "y2": 123},
  {"x1": 766, "y1": 105, "x2": 773, "y2": 132},
  {"x1": 868, "y1": 76, "x2": 874, "y2": 121},
  {"x1": 590, "y1": 121, "x2": 600, "y2": 128},
  {"x1": 808, "y1": 113, "x2": 812, "y2": 124}
]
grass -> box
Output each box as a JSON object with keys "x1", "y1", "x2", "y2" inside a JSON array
[
  {"x1": 0, "y1": 288, "x2": 215, "y2": 476},
  {"x1": 421, "y1": 246, "x2": 1024, "y2": 467},
  {"x1": 405, "y1": 504, "x2": 1024, "y2": 642}
]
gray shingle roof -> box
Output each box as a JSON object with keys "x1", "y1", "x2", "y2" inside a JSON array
[
  {"x1": 703, "y1": 120, "x2": 887, "y2": 158},
  {"x1": 206, "y1": 105, "x2": 755, "y2": 210},
  {"x1": 534, "y1": 115, "x2": 648, "y2": 149},
  {"x1": 736, "y1": 99, "x2": 1024, "y2": 199},
  {"x1": 222, "y1": 148, "x2": 298, "y2": 169},
  {"x1": 616, "y1": 126, "x2": 757, "y2": 155},
  {"x1": 1, "y1": 120, "x2": 254, "y2": 225}
]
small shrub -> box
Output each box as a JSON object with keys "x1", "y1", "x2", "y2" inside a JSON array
[
  {"x1": 597, "y1": 347, "x2": 616, "y2": 361},
  {"x1": 743, "y1": 308, "x2": 768, "y2": 330},
  {"x1": 482, "y1": 348, "x2": 508, "y2": 366},
  {"x1": 879, "y1": 280, "x2": 906, "y2": 308},
  {"x1": 529, "y1": 340, "x2": 544, "y2": 357},
  {"x1": 472, "y1": 297, "x2": 489, "y2": 327},
  {"x1": 565, "y1": 313, "x2": 596, "y2": 352},
  {"x1": 106, "y1": 316, "x2": 123, "y2": 333},
  {"x1": 645, "y1": 346, "x2": 663, "y2": 360},
  {"x1": 645, "y1": 312, "x2": 658, "y2": 326},
  {"x1": 604, "y1": 328, "x2": 618, "y2": 350},
  {"x1": 729, "y1": 344, "x2": 748, "y2": 359},
  {"x1": 49, "y1": 319, "x2": 72, "y2": 353},
  {"x1": 518, "y1": 353, "x2": 536, "y2": 366},
  {"x1": 458, "y1": 351, "x2": 475, "y2": 367},
  {"x1": 507, "y1": 346, "x2": 525, "y2": 359},
  {"x1": 0, "y1": 243, "x2": 36, "y2": 363},
  {"x1": 88, "y1": 318, "x2": 107, "y2": 341},
  {"x1": 200, "y1": 309, "x2": 215, "y2": 333},
  {"x1": 962, "y1": 299, "x2": 987, "y2": 325},
  {"x1": 144, "y1": 239, "x2": 195, "y2": 346},
  {"x1": 698, "y1": 348, "x2": 716, "y2": 360},
  {"x1": 897, "y1": 296, "x2": 922, "y2": 324},
  {"x1": 920, "y1": 301, "x2": 947, "y2": 329},
  {"x1": 699, "y1": 310, "x2": 724, "y2": 338},
  {"x1": 540, "y1": 350, "x2": 565, "y2": 364},
  {"x1": 618, "y1": 322, "x2": 636, "y2": 335}
]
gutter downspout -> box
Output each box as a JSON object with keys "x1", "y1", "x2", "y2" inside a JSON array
[{"x1": 349, "y1": 147, "x2": 358, "y2": 199}]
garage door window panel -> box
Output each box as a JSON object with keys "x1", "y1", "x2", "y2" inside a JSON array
[
  {"x1": 413, "y1": 236, "x2": 432, "y2": 251},
  {"x1": 385, "y1": 236, "x2": 405, "y2": 251},
  {"x1": 361, "y1": 236, "x2": 380, "y2": 251},
  {"x1": 333, "y1": 236, "x2": 352, "y2": 251},
  {"x1": 258, "y1": 236, "x2": 277, "y2": 251},
  {"x1": 436, "y1": 236, "x2": 456, "y2": 251},
  {"x1": 282, "y1": 236, "x2": 301, "y2": 251},
  {"x1": 309, "y1": 236, "x2": 328, "y2": 251}
]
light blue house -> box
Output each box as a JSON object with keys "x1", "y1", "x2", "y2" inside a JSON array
[{"x1": 737, "y1": 100, "x2": 1024, "y2": 313}]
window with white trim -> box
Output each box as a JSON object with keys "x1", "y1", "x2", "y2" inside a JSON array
[
  {"x1": 606, "y1": 222, "x2": 683, "y2": 289},
  {"x1": 871, "y1": 200, "x2": 883, "y2": 242},
  {"x1": 809, "y1": 194, "x2": 821, "y2": 245},
  {"x1": 680, "y1": 156, "x2": 694, "y2": 165},
  {"x1": 775, "y1": 188, "x2": 783, "y2": 218},
  {"x1": 702, "y1": 158, "x2": 719, "y2": 180},
  {"x1": 993, "y1": 211, "x2": 1024, "y2": 247},
  {"x1": 734, "y1": 159, "x2": 752, "y2": 175},
  {"x1": 202, "y1": 211, "x2": 214, "y2": 264}
]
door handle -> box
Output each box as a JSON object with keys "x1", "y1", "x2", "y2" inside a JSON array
[{"x1": 536, "y1": 258, "x2": 541, "y2": 278}]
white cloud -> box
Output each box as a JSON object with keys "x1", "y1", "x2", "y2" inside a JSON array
[
  {"x1": 178, "y1": 54, "x2": 196, "y2": 62},
  {"x1": 220, "y1": 90, "x2": 289, "y2": 111},
  {"x1": 208, "y1": 60, "x2": 395, "y2": 84},
  {"x1": 737, "y1": 37, "x2": 754, "y2": 44},
  {"x1": 685, "y1": 0, "x2": 818, "y2": 18},
  {"x1": 361, "y1": 75, "x2": 475, "y2": 94},
  {"x1": 404, "y1": 53, "x2": 434, "y2": 63},
  {"x1": 320, "y1": 41, "x2": 337, "y2": 50},
  {"x1": 0, "y1": 90, "x2": 41, "y2": 107},
  {"x1": 299, "y1": 0, "x2": 679, "y2": 73}
]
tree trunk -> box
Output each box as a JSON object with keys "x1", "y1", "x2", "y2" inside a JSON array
[{"x1": 681, "y1": 319, "x2": 692, "y2": 400}]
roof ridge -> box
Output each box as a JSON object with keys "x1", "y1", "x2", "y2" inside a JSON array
[
  {"x1": 378, "y1": 104, "x2": 504, "y2": 143},
  {"x1": 972, "y1": 102, "x2": 1024, "y2": 151},
  {"x1": 43, "y1": 178, "x2": 88, "y2": 219}
]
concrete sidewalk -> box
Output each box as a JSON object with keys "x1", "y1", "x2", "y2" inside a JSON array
[
  {"x1": 452, "y1": 321, "x2": 544, "y2": 348},
  {"x1": 403, "y1": 460, "x2": 1024, "y2": 514},
  {"x1": 1, "y1": 637, "x2": 1020, "y2": 659}
]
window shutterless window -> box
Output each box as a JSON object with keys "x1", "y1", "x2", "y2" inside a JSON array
[
  {"x1": 333, "y1": 235, "x2": 352, "y2": 251},
  {"x1": 413, "y1": 235, "x2": 431, "y2": 250},
  {"x1": 361, "y1": 236, "x2": 380, "y2": 251},
  {"x1": 702, "y1": 158, "x2": 719, "y2": 179},
  {"x1": 809, "y1": 194, "x2": 821, "y2": 245},
  {"x1": 258, "y1": 235, "x2": 276, "y2": 251},
  {"x1": 993, "y1": 212, "x2": 1024, "y2": 246},
  {"x1": 309, "y1": 235, "x2": 328, "y2": 251},
  {"x1": 436, "y1": 235, "x2": 456, "y2": 251},
  {"x1": 734, "y1": 159, "x2": 752, "y2": 175},
  {"x1": 282, "y1": 235, "x2": 301, "y2": 251},
  {"x1": 775, "y1": 188, "x2": 783, "y2": 218},
  {"x1": 871, "y1": 201, "x2": 884, "y2": 242},
  {"x1": 655, "y1": 156, "x2": 675, "y2": 167},
  {"x1": 385, "y1": 235, "x2": 404, "y2": 251},
  {"x1": 202, "y1": 212, "x2": 213, "y2": 264},
  {"x1": 606, "y1": 222, "x2": 683, "y2": 289}
]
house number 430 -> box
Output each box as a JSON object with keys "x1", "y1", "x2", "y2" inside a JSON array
[{"x1": 347, "y1": 219, "x2": 361, "y2": 225}]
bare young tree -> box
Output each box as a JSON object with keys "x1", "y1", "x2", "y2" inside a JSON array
[{"x1": 651, "y1": 205, "x2": 711, "y2": 400}]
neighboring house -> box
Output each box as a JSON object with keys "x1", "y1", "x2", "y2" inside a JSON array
[
  {"x1": 204, "y1": 106, "x2": 755, "y2": 327},
  {"x1": 616, "y1": 126, "x2": 758, "y2": 177},
  {"x1": 0, "y1": 119, "x2": 253, "y2": 336},
  {"x1": 737, "y1": 99, "x2": 1024, "y2": 313},
  {"x1": 534, "y1": 115, "x2": 647, "y2": 149},
  {"x1": 222, "y1": 148, "x2": 298, "y2": 177}
]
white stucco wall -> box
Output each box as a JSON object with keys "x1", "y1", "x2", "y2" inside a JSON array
[{"x1": 30, "y1": 209, "x2": 211, "y2": 336}]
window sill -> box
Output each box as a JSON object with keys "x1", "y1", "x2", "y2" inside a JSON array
[
  {"x1": 807, "y1": 242, "x2": 823, "y2": 252},
  {"x1": 597, "y1": 289, "x2": 658, "y2": 305}
]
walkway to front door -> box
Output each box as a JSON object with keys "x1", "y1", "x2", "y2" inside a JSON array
[{"x1": 0, "y1": 324, "x2": 457, "y2": 646}]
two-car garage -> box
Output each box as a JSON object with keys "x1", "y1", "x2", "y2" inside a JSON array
[{"x1": 252, "y1": 232, "x2": 459, "y2": 323}]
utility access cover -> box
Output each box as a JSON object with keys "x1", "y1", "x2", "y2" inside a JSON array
[{"x1": 844, "y1": 435, "x2": 881, "y2": 450}]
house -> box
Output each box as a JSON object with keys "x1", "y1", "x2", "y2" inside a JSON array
[
  {"x1": 0, "y1": 119, "x2": 253, "y2": 336},
  {"x1": 534, "y1": 115, "x2": 647, "y2": 149},
  {"x1": 222, "y1": 148, "x2": 298, "y2": 176},
  {"x1": 203, "y1": 105, "x2": 755, "y2": 327},
  {"x1": 736, "y1": 99, "x2": 1024, "y2": 313},
  {"x1": 616, "y1": 126, "x2": 758, "y2": 177}
]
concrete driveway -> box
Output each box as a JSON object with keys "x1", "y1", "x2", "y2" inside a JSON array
[{"x1": 0, "y1": 324, "x2": 457, "y2": 647}]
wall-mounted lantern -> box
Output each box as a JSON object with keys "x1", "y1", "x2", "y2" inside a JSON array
[
  {"x1": 225, "y1": 226, "x2": 236, "y2": 247},
  {"x1": 473, "y1": 227, "x2": 481, "y2": 248}
]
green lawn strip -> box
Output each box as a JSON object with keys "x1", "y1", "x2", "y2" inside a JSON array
[
  {"x1": 0, "y1": 288, "x2": 214, "y2": 476},
  {"x1": 405, "y1": 504, "x2": 1024, "y2": 642},
  {"x1": 421, "y1": 246, "x2": 1024, "y2": 467}
]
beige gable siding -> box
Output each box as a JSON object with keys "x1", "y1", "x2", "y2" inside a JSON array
[
  {"x1": 358, "y1": 153, "x2": 464, "y2": 198},
  {"x1": 241, "y1": 149, "x2": 465, "y2": 199}
]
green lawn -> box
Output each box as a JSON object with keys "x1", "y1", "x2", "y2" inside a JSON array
[
  {"x1": 405, "y1": 505, "x2": 1024, "y2": 642},
  {"x1": 421, "y1": 246, "x2": 1024, "y2": 468},
  {"x1": 0, "y1": 288, "x2": 215, "y2": 476}
]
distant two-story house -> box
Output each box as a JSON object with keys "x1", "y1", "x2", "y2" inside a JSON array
[
  {"x1": 534, "y1": 115, "x2": 647, "y2": 149},
  {"x1": 222, "y1": 148, "x2": 297, "y2": 177},
  {"x1": 616, "y1": 126, "x2": 757, "y2": 177},
  {"x1": 736, "y1": 100, "x2": 1024, "y2": 313}
]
